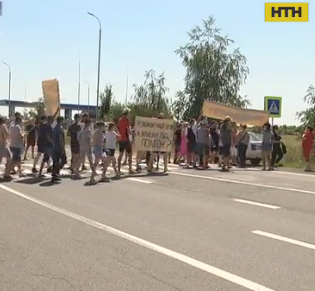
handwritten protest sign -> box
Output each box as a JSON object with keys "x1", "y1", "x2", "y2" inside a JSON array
[
  {"x1": 134, "y1": 116, "x2": 174, "y2": 152},
  {"x1": 42, "y1": 78, "x2": 60, "y2": 117},
  {"x1": 202, "y1": 100, "x2": 269, "y2": 126}
]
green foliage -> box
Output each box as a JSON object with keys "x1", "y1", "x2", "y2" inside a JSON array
[
  {"x1": 99, "y1": 84, "x2": 113, "y2": 119},
  {"x1": 296, "y1": 85, "x2": 315, "y2": 131},
  {"x1": 23, "y1": 97, "x2": 45, "y2": 120},
  {"x1": 34, "y1": 97, "x2": 45, "y2": 116},
  {"x1": 132, "y1": 69, "x2": 171, "y2": 113},
  {"x1": 251, "y1": 125, "x2": 301, "y2": 136},
  {"x1": 171, "y1": 91, "x2": 187, "y2": 121},
  {"x1": 174, "y1": 16, "x2": 250, "y2": 119},
  {"x1": 106, "y1": 69, "x2": 173, "y2": 123},
  {"x1": 108, "y1": 101, "x2": 125, "y2": 122}
]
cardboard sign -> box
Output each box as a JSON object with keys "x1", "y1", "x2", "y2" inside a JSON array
[
  {"x1": 42, "y1": 79, "x2": 60, "y2": 117},
  {"x1": 202, "y1": 100, "x2": 269, "y2": 126},
  {"x1": 134, "y1": 116, "x2": 174, "y2": 152}
]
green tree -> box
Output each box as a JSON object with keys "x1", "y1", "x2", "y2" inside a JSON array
[
  {"x1": 296, "y1": 84, "x2": 315, "y2": 132},
  {"x1": 99, "y1": 84, "x2": 114, "y2": 119},
  {"x1": 35, "y1": 97, "x2": 45, "y2": 116},
  {"x1": 108, "y1": 101, "x2": 125, "y2": 122},
  {"x1": 171, "y1": 91, "x2": 187, "y2": 121},
  {"x1": 106, "y1": 69, "x2": 173, "y2": 123},
  {"x1": 132, "y1": 69, "x2": 171, "y2": 115},
  {"x1": 174, "y1": 16, "x2": 250, "y2": 119},
  {"x1": 24, "y1": 97, "x2": 45, "y2": 119}
]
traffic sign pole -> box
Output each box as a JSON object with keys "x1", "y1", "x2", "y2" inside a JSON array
[{"x1": 264, "y1": 96, "x2": 282, "y2": 120}]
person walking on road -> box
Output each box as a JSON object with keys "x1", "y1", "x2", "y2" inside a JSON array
[
  {"x1": 91, "y1": 122, "x2": 106, "y2": 183},
  {"x1": 230, "y1": 122, "x2": 238, "y2": 166},
  {"x1": 32, "y1": 115, "x2": 53, "y2": 176},
  {"x1": 9, "y1": 115, "x2": 24, "y2": 177},
  {"x1": 147, "y1": 113, "x2": 169, "y2": 173},
  {"x1": 186, "y1": 119, "x2": 197, "y2": 167},
  {"x1": 271, "y1": 125, "x2": 284, "y2": 168},
  {"x1": 302, "y1": 125, "x2": 314, "y2": 172},
  {"x1": 173, "y1": 123, "x2": 181, "y2": 164},
  {"x1": 52, "y1": 116, "x2": 66, "y2": 183},
  {"x1": 219, "y1": 116, "x2": 232, "y2": 172},
  {"x1": 67, "y1": 114, "x2": 81, "y2": 172},
  {"x1": 261, "y1": 122, "x2": 274, "y2": 171},
  {"x1": 74, "y1": 118, "x2": 95, "y2": 181},
  {"x1": 196, "y1": 119, "x2": 209, "y2": 170},
  {"x1": 179, "y1": 122, "x2": 188, "y2": 164},
  {"x1": 23, "y1": 121, "x2": 37, "y2": 160},
  {"x1": 209, "y1": 123, "x2": 219, "y2": 165},
  {"x1": 236, "y1": 124, "x2": 249, "y2": 168},
  {"x1": 103, "y1": 122, "x2": 119, "y2": 179},
  {"x1": 0, "y1": 117, "x2": 12, "y2": 181},
  {"x1": 117, "y1": 108, "x2": 133, "y2": 174}
]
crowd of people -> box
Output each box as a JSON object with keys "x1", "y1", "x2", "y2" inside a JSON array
[
  {"x1": 171, "y1": 115, "x2": 287, "y2": 171},
  {"x1": 0, "y1": 109, "x2": 294, "y2": 185}
]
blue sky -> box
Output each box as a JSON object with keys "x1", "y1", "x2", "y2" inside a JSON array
[{"x1": 0, "y1": 0, "x2": 314, "y2": 125}]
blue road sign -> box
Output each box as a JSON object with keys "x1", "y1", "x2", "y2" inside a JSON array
[{"x1": 264, "y1": 96, "x2": 282, "y2": 118}]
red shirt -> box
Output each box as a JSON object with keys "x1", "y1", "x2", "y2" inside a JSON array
[
  {"x1": 302, "y1": 130, "x2": 314, "y2": 150},
  {"x1": 117, "y1": 116, "x2": 130, "y2": 141}
]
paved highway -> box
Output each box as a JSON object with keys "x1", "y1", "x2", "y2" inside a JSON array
[{"x1": 1, "y1": 157, "x2": 315, "y2": 291}]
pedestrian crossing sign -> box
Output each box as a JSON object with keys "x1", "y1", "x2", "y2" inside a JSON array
[{"x1": 264, "y1": 96, "x2": 282, "y2": 118}]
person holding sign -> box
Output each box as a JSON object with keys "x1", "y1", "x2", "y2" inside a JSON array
[
  {"x1": 117, "y1": 108, "x2": 133, "y2": 174},
  {"x1": 219, "y1": 116, "x2": 232, "y2": 172},
  {"x1": 147, "y1": 113, "x2": 169, "y2": 173}
]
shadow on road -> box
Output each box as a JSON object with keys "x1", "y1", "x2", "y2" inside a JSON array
[{"x1": 15, "y1": 176, "x2": 46, "y2": 185}]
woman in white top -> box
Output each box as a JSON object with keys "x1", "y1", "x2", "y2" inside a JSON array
[{"x1": 103, "y1": 122, "x2": 120, "y2": 178}]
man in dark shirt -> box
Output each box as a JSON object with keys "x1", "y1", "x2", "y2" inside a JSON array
[
  {"x1": 271, "y1": 125, "x2": 284, "y2": 168},
  {"x1": 32, "y1": 115, "x2": 53, "y2": 175},
  {"x1": 52, "y1": 116, "x2": 66, "y2": 182},
  {"x1": 219, "y1": 116, "x2": 232, "y2": 171},
  {"x1": 23, "y1": 122, "x2": 37, "y2": 160},
  {"x1": 67, "y1": 114, "x2": 81, "y2": 171}
]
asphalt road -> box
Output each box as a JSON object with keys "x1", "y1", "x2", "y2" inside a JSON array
[{"x1": 1, "y1": 155, "x2": 315, "y2": 291}]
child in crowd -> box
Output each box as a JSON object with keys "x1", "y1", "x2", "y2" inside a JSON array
[
  {"x1": 103, "y1": 122, "x2": 120, "y2": 178},
  {"x1": 91, "y1": 122, "x2": 106, "y2": 182}
]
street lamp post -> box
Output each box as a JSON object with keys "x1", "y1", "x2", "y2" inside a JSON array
[
  {"x1": 77, "y1": 53, "x2": 81, "y2": 112},
  {"x1": 87, "y1": 12, "x2": 102, "y2": 120},
  {"x1": 84, "y1": 81, "x2": 90, "y2": 112},
  {"x1": 2, "y1": 61, "x2": 11, "y2": 116}
]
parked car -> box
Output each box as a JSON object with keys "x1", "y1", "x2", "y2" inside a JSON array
[{"x1": 246, "y1": 132, "x2": 262, "y2": 165}]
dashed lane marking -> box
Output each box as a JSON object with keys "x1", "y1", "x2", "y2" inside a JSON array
[
  {"x1": 233, "y1": 199, "x2": 281, "y2": 210},
  {"x1": 252, "y1": 230, "x2": 315, "y2": 251},
  {"x1": 0, "y1": 184, "x2": 275, "y2": 291}
]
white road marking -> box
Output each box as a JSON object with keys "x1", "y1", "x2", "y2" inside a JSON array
[
  {"x1": 252, "y1": 230, "x2": 315, "y2": 251},
  {"x1": 127, "y1": 177, "x2": 153, "y2": 184},
  {"x1": 170, "y1": 171, "x2": 315, "y2": 196},
  {"x1": 0, "y1": 184, "x2": 274, "y2": 291},
  {"x1": 17, "y1": 162, "x2": 315, "y2": 178},
  {"x1": 250, "y1": 167, "x2": 315, "y2": 178},
  {"x1": 233, "y1": 199, "x2": 280, "y2": 210}
]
